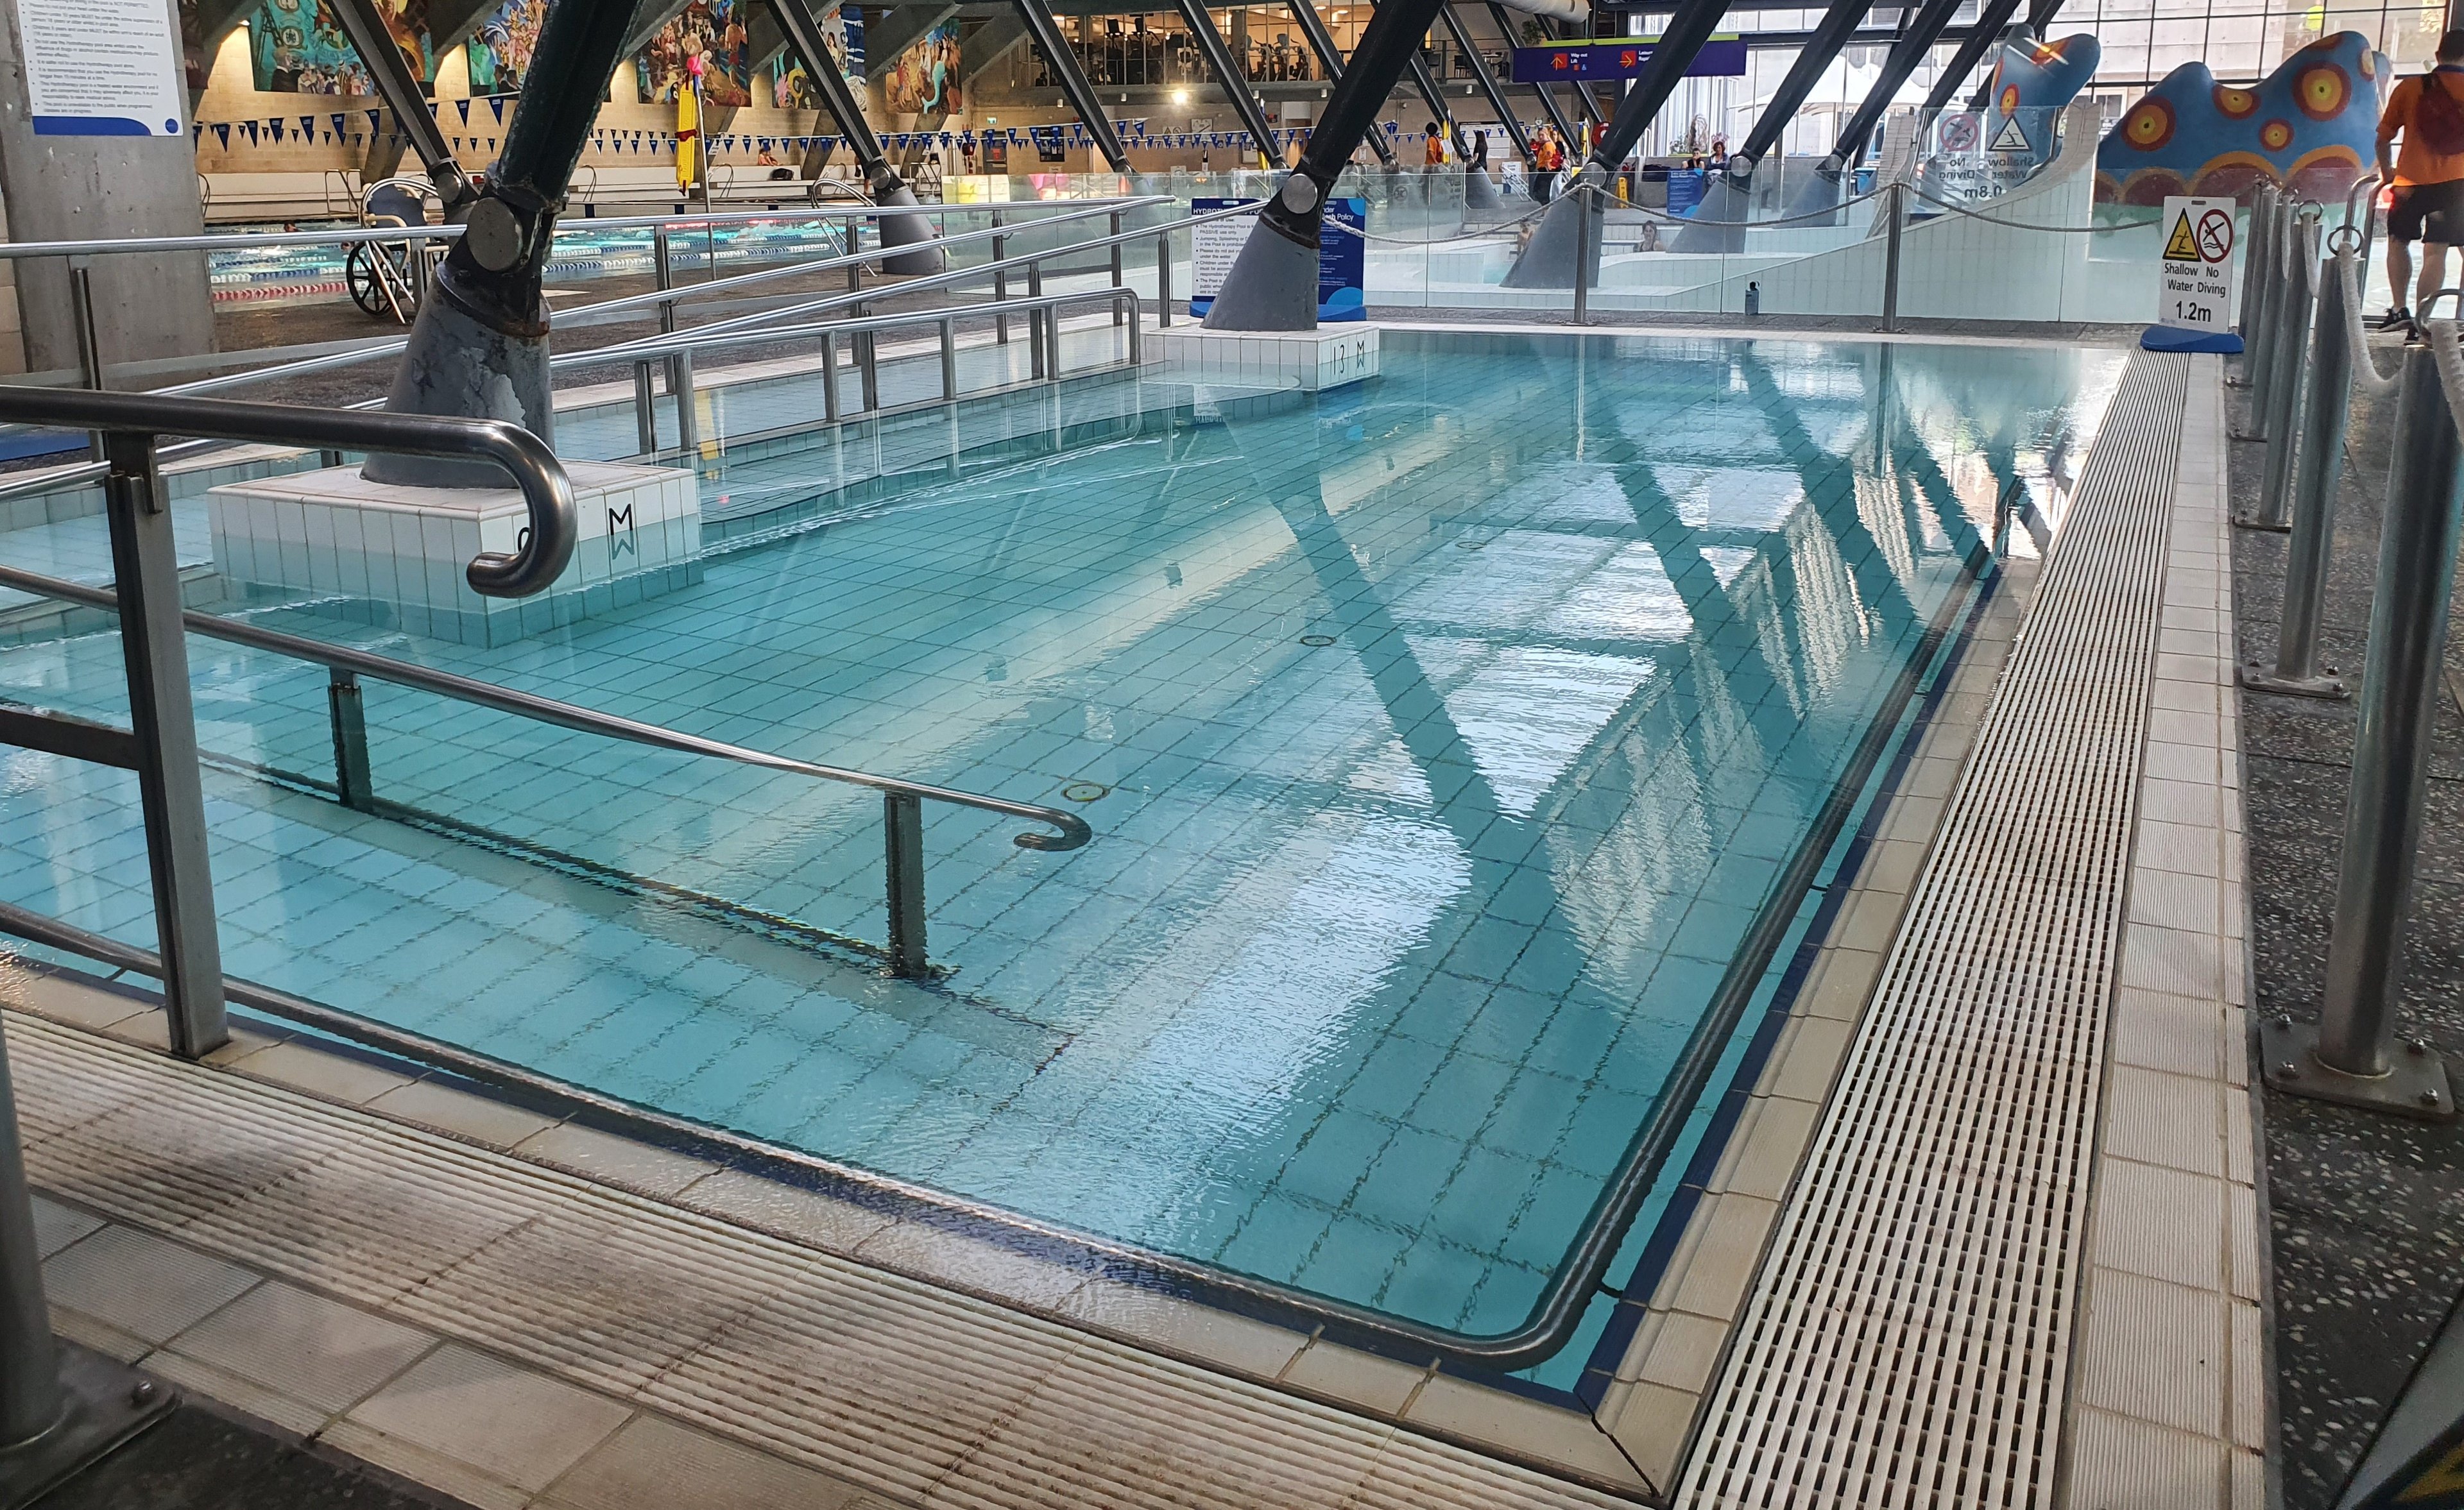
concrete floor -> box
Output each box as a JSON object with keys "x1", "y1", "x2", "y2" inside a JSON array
[{"x1": 2230, "y1": 333, "x2": 2464, "y2": 1509}]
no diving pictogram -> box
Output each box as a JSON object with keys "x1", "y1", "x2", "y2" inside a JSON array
[
  {"x1": 2196, "y1": 208, "x2": 2234, "y2": 263},
  {"x1": 1939, "y1": 112, "x2": 1978, "y2": 152}
]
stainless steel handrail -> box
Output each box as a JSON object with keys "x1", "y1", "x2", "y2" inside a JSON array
[
  {"x1": 0, "y1": 559, "x2": 1089, "y2": 855},
  {"x1": 0, "y1": 389, "x2": 574, "y2": 597},
  {"x1": 0, "y1": 280, "x2": 1154, "y2": 507},
  {"x1": 0, "y1": 196, "x2": 1174, "y2": 260},
  {"x1": 121, "y1": 197, "x2": 1172, "y2": 405}
]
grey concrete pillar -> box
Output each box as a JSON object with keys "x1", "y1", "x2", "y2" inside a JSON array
[{"x1": 0, "y1": 0, "x2": 214, "y2": 375}]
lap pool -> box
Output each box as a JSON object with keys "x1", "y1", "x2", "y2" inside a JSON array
[{"x1": 0, "y1": 330, "x2": 2123, "y2": 1384}]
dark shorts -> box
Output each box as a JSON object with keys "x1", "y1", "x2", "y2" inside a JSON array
[{"x1": 2390, "y1": 179, "x2": 2464, "y2": 243}]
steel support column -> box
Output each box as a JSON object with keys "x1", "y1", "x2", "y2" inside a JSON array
[
  {"x1": 1487, "y1": 2, "x2": 1575, "y2": 142},
  {"x1": 1922, "y1": 0, "x2": 2025, "y2": 116},
  {"x1": 325, "y1": 0, "x2": 475, "y2": 211},
  {"x1": 1500, "y1": 0, "x2": 1731, "y2": 287},
  {"x1": 1290, "y1": 0, "x2": 1398, "y2": 167},
  {"x1": 365, "y1": 0, "x2": 644, "y2": 486},
  {"x1": 1013, "y1": 1, "x2": 1131, "y2": 171},
  {"x1": 1202, "y1": 0, "x2": 1452, "y2": 328},
  {"x1": 1173, "y1": 0, "x2": 1282, "y2": 171},
  {"x1": 1672, "y1": 0, "x2": 1875, "y2": 252},
  {"x1": 1784, "y1": 0, "x2": 1968, "y2": 219},
  {"x1": 1439, "y1": 6, "x2": 1531, "y2": 160},
  {"x1": 767, "y1": 0, "x2": 945, "y2": 272}
]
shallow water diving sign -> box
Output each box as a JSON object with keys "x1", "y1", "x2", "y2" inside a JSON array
[
  {"x1": 2159, "y1": 196, "x2": 2238, "y2": 331},
  {"x1": 13, "y1": 0, "x2": 184, "y2": 135},
  {"x1": 1188, "y1": 196, "x2": 1367, "y2": 321}
]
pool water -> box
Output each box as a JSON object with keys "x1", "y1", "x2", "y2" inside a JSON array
[{"x1": 0, "y1": 331, "x2": 2122, "y2": 1379}]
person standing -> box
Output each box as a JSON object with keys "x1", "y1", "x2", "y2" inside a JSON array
[{"x1": 2377, "y1": 30, "x2": 2464, "y2": 338}]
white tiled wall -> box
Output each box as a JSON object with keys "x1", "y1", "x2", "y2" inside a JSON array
[
  {"x1": 209, "y1": 461, "x2": 699, "y2": 645},
  {"x1": 1158, "y1": 325, "x2": 1380, "y2": 391}
]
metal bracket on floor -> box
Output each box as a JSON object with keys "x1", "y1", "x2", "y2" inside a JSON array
[
  {"x1": 2236, "y1": 660, "x2": 2348, "y2": 700},
  {"x1": 2263, "y1": 1016, "x2": 2454, "y2": 1120}
]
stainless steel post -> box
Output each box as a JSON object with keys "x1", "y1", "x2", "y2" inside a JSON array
[
  {"x1": 1125, "y1": 294, "x2": 1142, "y2": 366},
  {"x1": 631, "y1": 362, "x2": 656, "y2": 454},
  {"x1": 820, "y1": 330, "x2": 841, "y2": 423},
  {"x1": 2246, "y1": 216, "x2": 2319, "y2": 529},
  {"x1": 884, "y1": 791, "x2": 927, "y2": 978},
  {"x1": 2243, "y1": 244, "x2": 2358, "y2": 698},
  {"x1": 653, "y1": 228, "x2": 699, "y2": 455},
  {"x1": 2247, "y1": 196, "x2": 2288, "y2": 427},
  {"x1": 1157, "y1": 230, "x2": 1174, "y2": 328},
  {"x1": 100, "y1": 432, "x2": 227, "y2": 1060},
  {"x1": 858, "y1": 307, "x2": 880, "y2": 412},
  {"x1": 2263, "y1": 339, "x2": 2463, "y2": 1118},
  {"x1": 1043, "y1": 294, "x2": 1062, "y2": 381},
  {"x1": 1571, "y1": 184, "x2": 1591, "y2": 326},
  {"x1": 939, "y1": 316, "x2": 957, "y2": 401},
  {"x1": 0, "y1": 1029, "x2": 61, "y2": 1457},
  {"x1": 991, "y1": 210, "x2": 1009, "y2": 345},
  {"x1": 1028, "y1": 262, "x2": 1047, "y2": 379},
  {"x1": 1881, "y1": 180, "x2": 1905, "y2": 334},
  {"x1": 68, "y1": 262, "x2": 103, "y2": 463},
  {"x1": 2234, "y1": 185, "x2": 2273, "y2": 368},
  {"x1": 0, "y1": 1023, "x2": 176, "y2": 1504},
  {"x1": 327, "y1": 668, "x2": 374, "y2": 810},
  {"x1": 1109, "y1": 210, "x2": 1125, "y2": 325}
]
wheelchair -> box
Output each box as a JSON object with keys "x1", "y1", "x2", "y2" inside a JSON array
[{"x1": 345, "y1": 178, "x2": 441, "y2": 322}]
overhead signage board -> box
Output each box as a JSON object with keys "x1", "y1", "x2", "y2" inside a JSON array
[
  {"x1": 15, "y1": 0, "x2": 184, "y2": 136},
  {"x1": 1509, "y1": 35, "x2": 1746, "y2": 83},
  {"x1": 2158, "y1": 195, "x2": 2238, "y2": 332}
]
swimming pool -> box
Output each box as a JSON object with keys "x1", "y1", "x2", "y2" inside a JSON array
[{"x1": 0, "y1": 330, "x2": 2122, "y2": 1382}]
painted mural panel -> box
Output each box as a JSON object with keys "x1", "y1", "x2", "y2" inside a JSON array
[
  {"x1": 635, "y1": 0, "x2": 753, "y2": 108},
  {"x1": 465, "y1": 0, "x2": 545, "y2": 94},
  {"x1": 249, "y1": 0, "x2": 430, "y2": 93},
  {"x1": 2096, "y1": 31, "x2": 2388, "y2": 203},
  {"x1": 771, "y1": 0, "x2": 862, "y2": 103},
  {"x1": 880, "y1": 17, "x2": 959, "y2": 115}
]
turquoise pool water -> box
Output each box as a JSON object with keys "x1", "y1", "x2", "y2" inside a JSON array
[{"x1": 0, "y1": 331, "x2": 2122, "y2": 1380}]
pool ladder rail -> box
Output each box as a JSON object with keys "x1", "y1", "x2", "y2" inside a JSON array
[{"x1": 0, "y1": 387, "x2": 1090, "y2": 1068}]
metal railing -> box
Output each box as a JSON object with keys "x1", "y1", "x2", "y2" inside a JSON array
[
  {"x1": 0, "y1": 558, "x2": 1090, "y2": 971},
  {"x1": 0, "y1": 387, "x2": 1088, "y2": 1026},
  {"x1": 0, "y1": 198, "x2": 1206, "y2": 507},
  {"x1": 2237, "y1": 184, "x2": 2464, "y2": 1118},
  {"x1": 594, "y1": 286, "x2": 1147, "y2": 454}
]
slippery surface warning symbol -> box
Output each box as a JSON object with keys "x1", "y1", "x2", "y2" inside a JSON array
[{"x1": 2158, "y1": 195, "x2": 2238, "y2": 332}]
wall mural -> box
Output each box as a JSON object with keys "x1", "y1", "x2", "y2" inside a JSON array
[
  {"x1": 880, "y1": 17, "x2": 959, "y2": 116},
  {"x1": 249, "y1": 0, "x2": 430, "y2": 94},
  {"x1": 635, "y1": 0, "x2": 754, "y2": 108},
  {"x1": 2096, "y1": 31, "x2": 2387, "y2": 203},
  {"x1": 771, "y1": 0, "x2": 862, "y2": 105},
  {"x1": 465, "y1": 0, "x2": 546, "y2": 94}
]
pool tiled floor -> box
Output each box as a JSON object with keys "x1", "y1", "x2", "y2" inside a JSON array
[{"x1": 0, "y1": 330, "x2": 2123, "y2": 1381}]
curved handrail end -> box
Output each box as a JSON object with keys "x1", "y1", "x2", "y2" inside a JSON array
[{"x1": 1014, "y1": 811, "x2": 1093, "y2": 852}]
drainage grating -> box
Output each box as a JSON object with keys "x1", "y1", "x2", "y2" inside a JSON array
[{"x1": 1674, "y1": 352, "x2": 2191, "y2": 1510}]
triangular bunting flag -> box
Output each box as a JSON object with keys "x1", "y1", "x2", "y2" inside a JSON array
[
  {"x1": 456, "y1": 99, "x2": 472, "y2": 124},
  {"x1": 489, "y1": 96, "x2": 506, "y2": 122}
]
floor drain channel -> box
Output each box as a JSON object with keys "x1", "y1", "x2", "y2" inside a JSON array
[{"x1": 1298, "y1": 634, "x2": 1336, "y2": 647}]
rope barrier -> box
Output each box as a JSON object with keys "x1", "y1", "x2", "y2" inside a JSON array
[
  {"x1": 2337, "y1": 251, "x2": 2404, "y2": 396},
  {"x1": 2431, "y1": 319, "x2": 2464, "y2": 443}
]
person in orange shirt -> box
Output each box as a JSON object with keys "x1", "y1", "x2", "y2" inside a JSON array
[{"x1": 2376, "y1": 30, "x2": 2464, "y2": 337}]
